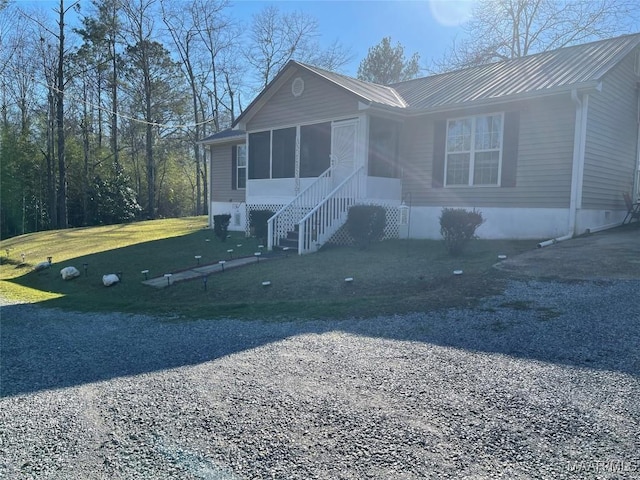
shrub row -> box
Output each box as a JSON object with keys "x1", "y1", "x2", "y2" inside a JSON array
[{"x1": 222, "y1": 205, "x2": 483, "y2": 256}]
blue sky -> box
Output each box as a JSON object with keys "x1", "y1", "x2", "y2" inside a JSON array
[
  {"x1": 17, "y1": 0, "x2": 473, "y2": 76},
  {"x1": 233, "y1": 0, "x2": 474, "y2": 75}
]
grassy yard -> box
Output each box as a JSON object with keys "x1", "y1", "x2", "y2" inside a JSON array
[{"x1": 0, "y1": 217, "x2": 536, "y2": 319}]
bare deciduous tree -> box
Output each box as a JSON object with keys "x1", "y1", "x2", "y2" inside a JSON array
[
  {"x1": 161, "y1": 0, "x2": 237, "y2": 216},
  {"x1": 431, "y1": 0, "x2": 640, "y2": 72},
  {"x1": 246, "y1": 5, "x2": 351, "y2": 90},
  {"x1": 121, "y1": 0, "x2": 158, "y2": 219}
]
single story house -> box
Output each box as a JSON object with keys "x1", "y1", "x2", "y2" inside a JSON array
[{"x1": 201, "y1": 33, "x2": 640, "y2": 254}]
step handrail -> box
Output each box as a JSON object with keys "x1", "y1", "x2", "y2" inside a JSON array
[
  {"x1": 297, "y1": 166, "x2": 365, "y2": 254},
  {"x1": 267, "y1": 166, "x2": 333, "y2": 250}
]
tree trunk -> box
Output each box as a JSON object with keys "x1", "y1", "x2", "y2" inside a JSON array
[
  {"x1": 143, "y1": 45, "x2": 154, "y2": 219},
  {"x1": 191, "y1": 79, "x2": 201, "y2": 216},
  {"x1": 56, "y1": 0, "x2": 68, "y2": 229},
  {"x1": 46, "y1": 92, "x2": 57, "y2": 229},
  {"x1": 82, "y1": 82, "x2": 90, "y2": 226},
  {"x1": 111, "y1": 31, "x2": 119, "y2": 174}
]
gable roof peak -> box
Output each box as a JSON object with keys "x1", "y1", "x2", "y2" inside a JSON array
[{"x1": 292, "y1": 60, "x2": 408, "y2": 108}]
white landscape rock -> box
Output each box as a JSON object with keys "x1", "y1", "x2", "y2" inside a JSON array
[
  {"x1": 60, "y1": 266, "x2": 80, "y2": 280},
  {"x1": 102, "y1": 273, "x2": 120, "y2": 287}
]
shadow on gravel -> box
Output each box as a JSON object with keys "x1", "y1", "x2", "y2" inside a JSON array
[
  {"x1": 2, "y1": 276, "x2": 639, "y2": 398},
  {"x1": 0, "y1": 305, "x2": 330, "y2": 398}
]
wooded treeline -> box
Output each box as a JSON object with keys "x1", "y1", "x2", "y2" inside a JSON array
[
  {"x1": 3, "y1": 0, "x2": 635, "y2": 239},
  {"x1": 0, "y1": 0, "x2": 351, "y2": 238}
]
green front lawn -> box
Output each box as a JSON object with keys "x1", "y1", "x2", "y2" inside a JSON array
[{"x1": 0, "y1": 217, "x2": 536, "y2": 319}]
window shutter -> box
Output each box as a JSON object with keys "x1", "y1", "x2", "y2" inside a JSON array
[
  {"x1": 432, "y1": 119, "x2": 446, "y2": 188},
  {"x1": 231, "y1": 145, "x2": 237, "y2": 190},
  {"x1": 501, "y1": 111, "x2": 520, "y2": 187}
]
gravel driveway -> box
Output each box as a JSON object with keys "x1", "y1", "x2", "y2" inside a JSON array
[{"x1": 1, "y1": 273, "x2": 639, "y2": 479}]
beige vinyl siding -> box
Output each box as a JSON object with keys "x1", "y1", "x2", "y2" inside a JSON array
[
  {"x1": 582, "y1": 51, "x2": 638, "y2": 210},
  {"x1": 210, "y1": 143, "x2": 245, "y2": 203},
  {"x1": 401, "y1": 97, "x2": 575, "y2": 208},
  {"x1": 247, "y1": 68, "x2": 361, "y2": 131}
]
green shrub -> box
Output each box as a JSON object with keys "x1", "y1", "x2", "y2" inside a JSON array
[
  {"x1": 249, "y1": 209, "x2": 274, "y2": 244},
  {"x1": 439, "y1": 208, "x2": 484, "y2": 255},
  {"x1": 346, "y1": 205, "x2": 386, "y2": 249},
  {"x1": 213, "y1": 214, "x2": 231, "y2": 242}
]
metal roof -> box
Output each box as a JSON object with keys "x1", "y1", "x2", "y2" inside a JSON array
[
  {"x1": 391, "y1": 33, "x2": 640, "y2": 110},
  {"x1": 297, "y1": 62, "x2": 408, "y2": 108},
  {"x1": 233, "y1": 34, "x2": 640, "y2": 128}
]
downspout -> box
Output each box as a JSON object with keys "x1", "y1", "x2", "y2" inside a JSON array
[
  {"x1": 538, "y1": 89, "x2": 588, "y2": 247},
  {"x1": 635, "y1": 85, "x2": 640, "y2": 200}
]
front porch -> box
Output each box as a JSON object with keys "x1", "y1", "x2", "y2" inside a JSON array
[
  {"x1": 243, "y1": 114, "x2": 404, "y2": 254},
  {"x1": 245, "y1": 170, "x2": 402, "y2": 254},
  {"x1": 247, "y1": 175, "x2": 402, "y2": 206}
]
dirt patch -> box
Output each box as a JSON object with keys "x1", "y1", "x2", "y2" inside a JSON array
[{"x1": 495, "y1": 223, "x2": 640, "y2": 280}]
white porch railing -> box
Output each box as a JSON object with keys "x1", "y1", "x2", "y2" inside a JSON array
[
  {"x1": 298, "y1": 166, "x2": 365, "y2": 254},
  {"x1": 267, "y1": 167, "x2": 333, "y2": 251}
]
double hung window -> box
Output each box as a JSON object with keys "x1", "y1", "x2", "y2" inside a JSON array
[{"x1": 445, "y1": 113, "x2": 503, "y2": 186}]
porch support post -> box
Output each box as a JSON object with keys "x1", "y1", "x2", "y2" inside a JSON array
[
  {"x1": 267, "y1": 217, "x2": 274, "y2": 251},
  {"x1": 635, "y1": 99, "x2": 640, "y2": 200},
  {"x1": 360, "y1": 114, "x2": 369, "y2": 200},
  {"x1": 294, "y1": 125, "x2": 301, "y2": 195}
]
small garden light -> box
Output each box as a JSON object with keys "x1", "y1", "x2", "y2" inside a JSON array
[
  {"x1": 227, "y1": 249, "x2": 234, "y2": 259},
  {"x1": 219, "y1": 260, "x2": 226, "y2": 272},
  {"x1": 164, "y1": 273, "x2": 172, "y2": 286},
  {"x1": 195, "y1": 255, "x2": 202, "y2": 265},
  {"x1": 141, "y1": 269, "x2": 149, "y2": 280},
  {"x1": 21, "y1": 253, "x2": 25, "y2": 263},
  {"x1": 203, "y1": 276, "x2": 208, "y2": 291},
  {"x1": 498, "y1": 254, "x2": 507, "y2": 260},
  {"x1": 262, "y1": 281, "x2": 271, "y2": 286},
  {"x1": 47, "y1": 256, "x2": 53, "y2": 264},
  {"x1": 254, "y1": 252, "x2": 261, "y2": 263},
  {"x1": 83, "y1": 263, "x2": 89, "y2": 276},
  {"x1": 344, "y1": 277, "x2": 354, "y2": 283}
]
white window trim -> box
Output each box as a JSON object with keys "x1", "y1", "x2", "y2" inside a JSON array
[
  {"x1": 236, "y1": 144, "x2": 247, "y2": 190},
  {"x1": 444, "y1": 112, "x2": 504, "y2": 187}
]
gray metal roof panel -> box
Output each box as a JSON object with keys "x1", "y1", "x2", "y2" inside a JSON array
[
  {"x1": 233, "y1": 34, "x2": 639, "y2": 128},
  {"x1": 391, "y1": 33, "x2": 640, "y2": 110},
  {"x1": 297, "y1": 62, "x2": 408, "y2": 108}
]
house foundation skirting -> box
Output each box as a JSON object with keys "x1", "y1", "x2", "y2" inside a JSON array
[
  {"x1": 210, "y1": 201, "x2": 247, "y2": 232},
  {"x1": 575, "y1": 208, "x2": 628, "y2": 234},
  {"x1": 407, "y1": 207, "x2": 573, "y2": 240},
  {"x1": 211, "y1": 202, "x2": 628, "y2": 242}
]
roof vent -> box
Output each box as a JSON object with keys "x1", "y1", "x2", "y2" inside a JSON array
[{"x1": 292, "y1": 77, "x2": 304, "y2": 97}]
